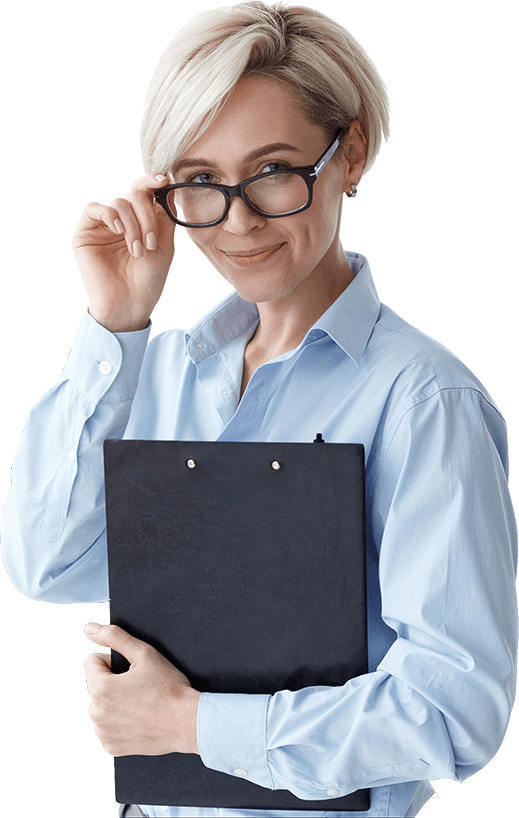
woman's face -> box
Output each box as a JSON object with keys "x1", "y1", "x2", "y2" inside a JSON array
[{"x1": 172, "y1": 75, "x2": 359, "y2": 306}]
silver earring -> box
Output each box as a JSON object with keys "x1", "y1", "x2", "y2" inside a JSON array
[{"x1": 346, "y1": 184, "x2": 357, "y2": 198}]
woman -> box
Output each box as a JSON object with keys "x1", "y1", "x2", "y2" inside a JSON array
[{"x1": 2, "y1": 2, "x2": 516, "y2": 817}]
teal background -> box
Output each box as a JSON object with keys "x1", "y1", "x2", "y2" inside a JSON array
[{"x1": 0, "y1": 0, "x2": 519, "y2": 818}]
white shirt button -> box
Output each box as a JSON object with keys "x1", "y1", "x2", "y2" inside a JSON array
[
  {"x1": 99, "y1": 360, "x2": 113, "y2": 375},
  {"x1": 67, "y1": 450, "x2": 76, "y2": 461},
  {"x1": 327, "y1": 788, "x2": 339, "y2": 796},
  {"x1": 233, "y1": 768, "x2": 248, "y2": 777}
]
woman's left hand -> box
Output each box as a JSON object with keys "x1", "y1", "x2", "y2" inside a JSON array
[{"x1": 84, "y1": 623, "x2": 201, "y2": 756}]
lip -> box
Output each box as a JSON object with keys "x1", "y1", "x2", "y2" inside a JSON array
[{"x1": 223, "y1": 243, "x2": 285, "y2": 266}]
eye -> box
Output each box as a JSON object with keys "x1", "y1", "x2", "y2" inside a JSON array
[
  {"x1": 189, "y1": 172, "x2": 217, "y2": 184},
  {"x1": 261, "y1": 161, "x2": 290, "y2": 174}
]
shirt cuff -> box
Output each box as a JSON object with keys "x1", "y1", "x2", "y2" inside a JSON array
[
  {"x1": 60, "y1": 310, "x2": 151, "y2": 404},
  {"x1": 197, "y1": 692, "x2": 273, "y2": 790}
]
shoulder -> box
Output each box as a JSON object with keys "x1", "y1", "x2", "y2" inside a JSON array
[
  {"x1": 364, "y1": 307, "x2": 510, "y2": 490},
  {"x1": 371, "y1": 303, "x2": 496, "y2": 405},
  {"x1": 361, "y1": 304, "x2": 507, "y2": 470}
]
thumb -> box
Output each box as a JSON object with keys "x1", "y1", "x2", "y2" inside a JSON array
[{"x1": 84, "y1": 622, "x2": 143, "y2": 664}]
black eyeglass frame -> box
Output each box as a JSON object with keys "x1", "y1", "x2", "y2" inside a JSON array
[{"x1": 153, "y1": 129, "x2": 344, "y2": 228}]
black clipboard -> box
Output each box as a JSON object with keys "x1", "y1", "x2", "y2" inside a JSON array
[{"x1": 104, "y1": 438, "x2": 370, "y2": 811}]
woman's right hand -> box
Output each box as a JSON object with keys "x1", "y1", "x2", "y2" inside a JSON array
[{"x1": 73, "y1": 173, "x2": 176, "y2": 333}]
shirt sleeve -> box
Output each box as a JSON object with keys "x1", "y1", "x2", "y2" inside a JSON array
[
  {"x1": 197, "y1": 387, "x2": 518, "y2": 800},
  {"x1": 1, "y1": 311, "x2": 151, "y2": 603}
]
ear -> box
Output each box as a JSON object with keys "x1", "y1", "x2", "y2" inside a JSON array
[{"x1": 341, "y1": 120, "x2": 367, "y2": 192}]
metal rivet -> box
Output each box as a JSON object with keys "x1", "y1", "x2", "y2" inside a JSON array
[
  {"x1": 271, "y1": 460, "x2": 281, "y2": 470},
  {"x1": 186, "y1": 459, "x2": 196, "y2": 469}
]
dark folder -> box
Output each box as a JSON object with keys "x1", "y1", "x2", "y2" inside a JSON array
[{"x1": 104, "y1": 438, "x2": 369, "y2": 811}]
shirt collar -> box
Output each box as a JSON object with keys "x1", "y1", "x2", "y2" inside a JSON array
[
  {"x1": 312, "y1": 251, "x2": 380, "y2": 364},
  {"x1": 185, "y1": 251, "x2": 380, "y2": 366}
]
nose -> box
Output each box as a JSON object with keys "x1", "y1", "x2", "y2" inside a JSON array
[{"x1": 222, "y1": 195, "x2": 266, "y2": 235}]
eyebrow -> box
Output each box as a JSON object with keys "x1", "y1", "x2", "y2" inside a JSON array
[{"x1": 172, "y1": 142, "x2": 303, "y2": 176}]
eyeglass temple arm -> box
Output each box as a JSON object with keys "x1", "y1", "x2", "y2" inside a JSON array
[{"x1": 312, "y1": 129, "x2": 344, "y2": 177}]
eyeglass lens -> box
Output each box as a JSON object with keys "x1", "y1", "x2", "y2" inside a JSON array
[{"x1": 168, "y1": 172, "x2": 309, "y2": 225}]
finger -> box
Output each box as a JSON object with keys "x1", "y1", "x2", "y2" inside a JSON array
[
  {"x1": 81, "y1": 175, "x2": 173, "y2": 256},
  {"x1": 130, "y1": 173, "x2": 175, "y2": 248},
  {"x1": 84, "y1": 623, "x2": 147, "y2": 665},
  {"x1": 80, "y1": 202, "x2": 127, "y2": 238},
  {"x1": 108, "y1": 197, "x2": 150, "y2": 258},
  {"x1": 84, "y1": 651, "x2": 112, "y2": 676},
  {"x1": 131, "y1": 172, "x2": 170, "y2": 192},
  {"x1": 126, "y1": 187, "x2": 161, "y2": 250}
]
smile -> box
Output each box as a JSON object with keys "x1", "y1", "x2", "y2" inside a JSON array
[{"x1": 223, "y1": 244, "x2": 285, "y2": 266}]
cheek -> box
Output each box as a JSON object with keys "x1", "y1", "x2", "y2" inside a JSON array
[
  {"x1": 186, "y1": 227, "x2": 209, "y2": 248},
  {"x1": 296, "y1": 196, "x2": 342, "y2": 253},
  {"x1": 186, "y1": 229, "x2": 220, "y2": 264},
  {"x1": 186, "y1": 230, "x2": 238, "y2": 287}
]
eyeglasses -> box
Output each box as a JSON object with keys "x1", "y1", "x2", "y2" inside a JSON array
[{"x1": 153, "y1": 130, "x2": 343, "y2": 228}]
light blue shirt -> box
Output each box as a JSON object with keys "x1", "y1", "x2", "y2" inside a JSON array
[{"x1": 2, "y1": 252, "x2": 517, "y2": 818}]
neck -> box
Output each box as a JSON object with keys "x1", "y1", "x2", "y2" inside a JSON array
[{"x1": 240, "y1": 246, "x2": 354, "y2": 397}]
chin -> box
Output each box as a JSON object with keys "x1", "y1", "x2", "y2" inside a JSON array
[
  {"x1": 232, "y1": 277, "x2": 303, "y2": 305},
  {"x1": 197, "y1": 238, "x2": 316, "y2": 304}
]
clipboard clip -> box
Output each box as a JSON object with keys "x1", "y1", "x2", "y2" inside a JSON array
[{"x1": 313, "y1": 433, "x2": 325, "y2": 443}]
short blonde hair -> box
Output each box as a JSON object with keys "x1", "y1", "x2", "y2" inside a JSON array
[{"x1": 141, "y1": 1, "x2": 389, "y2": 176}]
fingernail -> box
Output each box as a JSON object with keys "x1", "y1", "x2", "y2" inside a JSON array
[
  {"x1": 133, "y1": 239, "x2": 143, "y2": 258},
  {"x1": 155, "y1": 174, "x2": 168, "y2": 182},
  {"x1": 114, "y1": 219, "x2": 124, "y2": 234},
  {"x1": 85, "y1": 622, "x2": 101, "y2": 633},
  {"x1": 145, "y1": 232, "x2": 157, "y2": 250}
]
